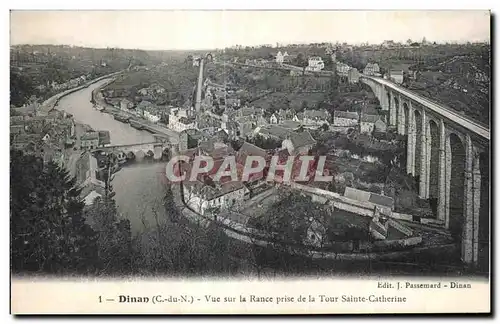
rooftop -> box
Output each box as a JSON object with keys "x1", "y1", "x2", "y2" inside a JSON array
[
  {"x1": 81, "y1": 132, "x2": 99, "y2": 141},
  {"x1": 238, "y1": 141, "x2": 268, "y2": 160},
  {"x1": 344, "y1": 187, "x2": 394, "y2": 209},
  {"x1": 258, "y1": 125, "x2": 293, "y2": 140},
  {"x1": 288, "y1": 130, "x2": 316, "y2": 149},
  {"x1": 361, "y1": 114, "x2": 383, "y2": 123},
  {"x1": 304, "y1": 109, "x2": 329, "y2": 120},
  {"x1": 334, "y1": 111, "x2": 359, "y2": 120}
]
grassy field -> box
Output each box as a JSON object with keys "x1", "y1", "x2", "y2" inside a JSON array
[
  {"x1": 251, "y1": 92, "x2": 326, "y2": 111},
  {"x1": 104, "y1": 63, "x2": 198, "y2": 107}
]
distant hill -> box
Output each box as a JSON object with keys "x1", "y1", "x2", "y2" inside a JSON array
[{"x1": 406, "y1": 51, "x2": 490, "y2": 125}]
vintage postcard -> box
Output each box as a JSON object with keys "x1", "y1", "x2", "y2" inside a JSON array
[{"x1": 9, "y1": 10, "x2": 491, "y2": 314}]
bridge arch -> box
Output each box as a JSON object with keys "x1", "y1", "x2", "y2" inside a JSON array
[
  {"x1": 394, "y1": 96, "x2": 400, "y2": 133},
  {"x1": 426, "y1": 119, "x2": 441, "y2": 217},
  {"x1": 477, "y1": 150, "x2": 489, "y2": 271},
  {"x1": 386, "y1": 92, "x2": 392, "y2": 125},
  {"x1": 402, "y1": 102, "x2": 409, "y2": 135},
  {"x1": 444, "y1": 132, "x2": 466, "y2": 255},
  {"x1": 413, "y1": 109, "x2": 423, "y2": 191}
]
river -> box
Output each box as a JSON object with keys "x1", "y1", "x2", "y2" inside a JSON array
[{"x1": 55, "y1": 79, "x2": 169, "y2": 233}]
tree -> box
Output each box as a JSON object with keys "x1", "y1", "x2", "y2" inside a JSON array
[
  {"x1": 295, "y1": 53, "x2": 307, "y2": 67},
  {"x1": 10, "y1": 71, "x2": 36, "y2": 107},
  {"x1": 299, "y1": 100, "x2": 308, "y2": 113},
  {"x1": 133, "y1": 198, "x2": 233, "y2": 276},
  {"x1": 323, "y1": 54, "x2": 333, "y2": 71},
  {"x1": 10, "y1": 150, "x2": 99, "y2": 274},
  {"x1": 84, "y1": 196, "x2": 132, "y2": 275}
]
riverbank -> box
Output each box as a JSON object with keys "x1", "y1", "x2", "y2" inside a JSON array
[
  {"x1": 38, "y1": 70, "x2": 126, "y2": 116},
  {"x1": 91, "y1": 78, "x2": 180, "y2": 142}
]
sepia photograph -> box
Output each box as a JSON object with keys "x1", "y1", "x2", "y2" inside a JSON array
[{"x1": 8, "y1": 8, "x2": 491, "y2": 314}]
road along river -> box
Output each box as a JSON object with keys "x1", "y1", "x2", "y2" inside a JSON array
[{"x1": 55, "y1": 78, "x2": 170, "y2": 233}]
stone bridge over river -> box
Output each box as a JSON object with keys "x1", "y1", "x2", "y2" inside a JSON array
[{"x1": 95, "y1": 141, "x2": 173, "y2": 161}]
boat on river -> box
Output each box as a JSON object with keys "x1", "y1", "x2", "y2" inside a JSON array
[
  {"x1": 113, "y1": 114, "x2": 130, "y2": 123},
  {"x1": 129, "y1": 119, "x2": 145, "y2": 130},
  {"x1": 93, "y1": 103, "x2": 105, "y2": 111}
]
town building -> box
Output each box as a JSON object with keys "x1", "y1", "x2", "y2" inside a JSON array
[
  {"x1": 344, "y1": 187, "x2": 394, "y2": 215},
  {"x1": 80, "y1": 183, "x2": 106, "y2": 206},
  {"x1": 75, "y1": 152, "x2": 105, "y2": 187},
  {"x1": 98, "y1": 131, "x2": 111, "y2": 146},
  {"x1": 150, "y1": 84, "x2": 166, "y2": 94},
  {"x1": 10, "y1": 124, "x2": 25, "y2": 135},
  {"x1": 235, "y1": 106, "x2": 262, "y2": 119},
  {"x1": 348, "y1": 68, "x2": 360, "y2": 84},
  {"x1": 226, "y1": 98, "x2": 241, "y2": 108},
  {"x1": 306, "y1": 56, "x2": 325, "y2": 72},
  {"x1": 75, "y1": 152, "x2": 106, "y2": 205},
  {"x1": 235, "y1": 116, "x2": 257, "y2": 138},
  {"x1": 280, "y1": 120, "x2": 303, "y2": 131},
  {"x1": 363, "y1": 63, "x2": 381, "y2": 76},
  {"x1": 42, "y1": 133, "x2": 50, "y2": 142},
  {"x1": 281, "y1": 130, "x2": 316, "y2": 155},
  {"x1": 269, "y1": 113, "x2": 279, "y2": 124},
  {"x1": 168, "y1": 107, "x2": 197, "y2": 132},
  {"x1": 276, "y1": 51, "x2": 284, "y2": 64},
  {"x1": 80, "y1": 132, "x2": 100, "y2": 150},
  {"x1": 11, "y1": 102, "x2": 38, "y2": 116},
  {"x1": 181, "y1": 145, "x2": 250, "y2": 216},
  {"x1": 183, "y1": 179, "x2": 250, "y2": 217},
  {"x1": 360, "y1": 114, "x2": 387, "y2": 134},
  {"x1": 197, "y1": 112, "x2": 224, "y2": 133},
  {"x1": 11, "y1": 134, "x2": 41, "y2": 151},
  {"x1": 143, "y1": 105, "x2": 162, "y2": 123},
  {"x1": 254, "y1": 124, "x2": 293, "y2": 141},
  {"x1": 276, "y1": 109, "x2": 296, "y2": 121},
  {"x1": 336, "y1": 62, "x2": 351, "y2": 77},
  {"x1": 236, "y1": 144, "x2": 269, "y2": 185},
  {"x1": 303, "y1": 109, "x2": 330, "y2": 126},
  {"x1": 120, "y1": 98, "x2": 134, "y2": 111},
  {"x1": 283, "y1": 52, "x2": 293, "y2": 63},
  {"x1": 389, "y1": 70, "x2": 404, "y2": 84},
  {"x1": 333, "y1": 111, "x2": 359, "y2": 127},
  {"x1": 136, "y1": 100, "x2": 156, "y2": 116},
  {"x1": 257, "y1": 115, "x2": 268, "y2": 127}
]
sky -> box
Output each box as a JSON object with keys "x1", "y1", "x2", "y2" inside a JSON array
[{"x1": 10, "y1": 10, "x2": 491, "y2": 50}]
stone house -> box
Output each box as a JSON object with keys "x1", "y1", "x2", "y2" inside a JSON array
[
  {"x1": 348, "y1": 68, "x2": 360, "y2": 84},
  {"x1": 333, "y1": 111, "x2": 359, "y2": 127},
  {"x1": 390, "y1": 70, "x2": 404, "y2": 84},
  {"x1": 360, "y1": 114, "x2": 387, "y2": 134},
  {"x1": 80, "y1": 132, "x2": 100, "y2": 150},
  {"x1": 281, "y1": 130, "x2": 316, "y2": 155}
]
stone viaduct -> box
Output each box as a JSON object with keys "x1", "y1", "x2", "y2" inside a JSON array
[{"x1": 361, "y1": 75, "x2": 490, "y2": 268}]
